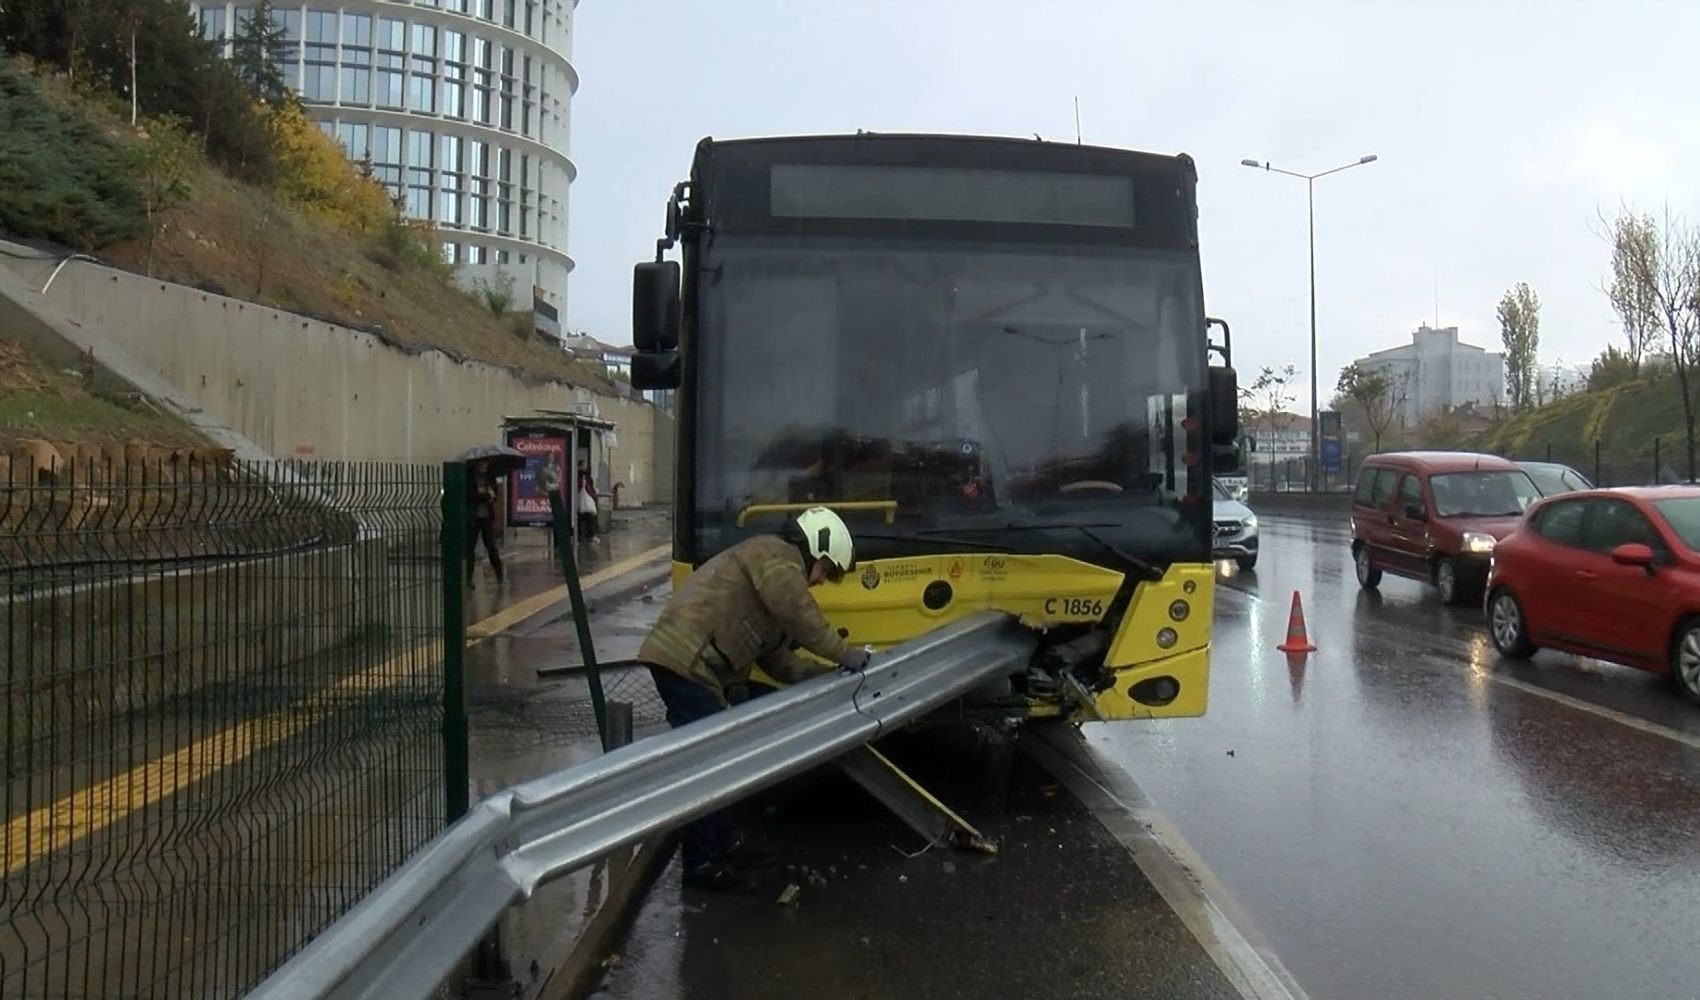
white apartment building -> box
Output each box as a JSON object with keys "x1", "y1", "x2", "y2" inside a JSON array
[{"x1": 1356, "y1": 325, "x2": 1504, "y2": 426}]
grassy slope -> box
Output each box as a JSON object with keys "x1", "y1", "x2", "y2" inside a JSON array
[
  {"x1": 99, "y1": 163, "x2": 614, "y2": 390},
  {"x1": 1, "y1": 55, "x2": 612, "y2": 392},
  {"x1": 1475, "y1": 374, "x2": 1686, "y2": 455},
  {"x1": 0, "y1": 338, "x2": 205, "y2": 449}
]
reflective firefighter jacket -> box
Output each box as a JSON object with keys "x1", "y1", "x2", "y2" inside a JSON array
[{"x1": 639, "y1": 535, "x2": 849, "y2": 703}]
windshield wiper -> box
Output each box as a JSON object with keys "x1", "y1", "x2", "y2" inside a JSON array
[{"x1": 913, "y1": 523, "x2": 1163, "y2": 581}]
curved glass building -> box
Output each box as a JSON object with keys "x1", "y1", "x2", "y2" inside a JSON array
[{"x1": 194, "y1": 0, "x2": 577, "y2": 319}]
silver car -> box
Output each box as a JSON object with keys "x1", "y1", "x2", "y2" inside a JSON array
[
  {"x1": 1212, "y1": 478, "x2": 1259, "y2": 571},
  {"x1": 1516, "y1": 461, "x2": 1592, "y2": 496}
]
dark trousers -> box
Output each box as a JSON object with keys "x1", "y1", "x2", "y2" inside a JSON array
[
  {"x1": 467, "y1": 517, "x2": 503, "y2": 581},
  {"x1": 648, "y1": 666, "x2": 733, "y2": 867}
]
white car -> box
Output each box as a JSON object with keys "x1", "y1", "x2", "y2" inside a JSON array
[
  {"x1": 1215, "y1": 474, "x2": 1250, "y2": 502},
  {"x1": 1212, "y1": 479, "x2": 1259, "y2": 571}
]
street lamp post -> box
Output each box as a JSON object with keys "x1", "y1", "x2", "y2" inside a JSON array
[{"x1": 1240, "y1": 154, "x2": 1378, "y2": 491}]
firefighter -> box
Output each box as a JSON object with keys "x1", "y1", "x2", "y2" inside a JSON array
[{"x1": 638, "y1": 506, "x2": 869, "y2": 893}]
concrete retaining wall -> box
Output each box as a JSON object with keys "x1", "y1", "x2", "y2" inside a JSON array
[
  {"x1": 1248, "y1": 492, "x2": 1354, "y2": 518},
  {"x1": 1, "y1": 255, "x2": 669, "y2": 504}
]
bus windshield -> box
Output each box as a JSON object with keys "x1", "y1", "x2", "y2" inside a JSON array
[{"x1": 691, "y1": 235, "x2": 1206, "y2": 563}]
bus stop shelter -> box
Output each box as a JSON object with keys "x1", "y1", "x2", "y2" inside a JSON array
[{"x1": 500, "y1": 411, "x2": 617, "y2": 537}]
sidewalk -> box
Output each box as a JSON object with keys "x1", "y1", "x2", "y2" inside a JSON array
[{"x1": 458, "y1": 511, "x2": 674, "y2": 997}]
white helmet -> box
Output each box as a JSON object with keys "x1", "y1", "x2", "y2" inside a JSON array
[{"x1": 793, "y1": 506, "x2": 856, "y2": 576}]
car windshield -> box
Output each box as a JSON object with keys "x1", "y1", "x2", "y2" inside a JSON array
[
  {"x1": 1522, "y1": 464, "x2": 1588, "y2": 495},
  {"x1": 1522, "y1": 466, "x2": 1567, "y2": 495},
  {"x1": 1654, "y1": 497, "x2": 1700, "y2": 550},
  {"x1": 1429, "y1": 470, "x2": 1541, "y2": 517},
  {"x1": 1212, "y1": 479, "x2": 1232, "y2": 501},
  {"x1": 693, "y1": 236, "x2": 1206, "y2": 563}
]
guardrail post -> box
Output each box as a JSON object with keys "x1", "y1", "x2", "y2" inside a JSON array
[
  {"x1": 442, "y1": 461, "x2": 470, "y2": 823},
  {"x1": 545, "y1": 474, "x2": 610, "y2": 749},
  {"x1": 605, "y1": 701, "x2": 634, "y2": 750}
]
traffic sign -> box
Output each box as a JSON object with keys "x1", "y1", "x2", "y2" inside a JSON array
[{"x1": 1321, "y1": 438, "x2": 1343, "y2": 473}]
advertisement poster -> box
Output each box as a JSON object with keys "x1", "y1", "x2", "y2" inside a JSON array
[{"x1": 505, "y1": 429, "x2": 568, "y2": 526}]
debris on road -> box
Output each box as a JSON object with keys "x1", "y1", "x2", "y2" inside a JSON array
[{"x1": 777, "y1": 883, "x2": 801, "y2": 905}]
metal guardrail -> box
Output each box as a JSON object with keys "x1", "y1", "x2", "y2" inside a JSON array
[{"x1": 251, "y1": 611, "x2": 1036, "y2": 1000}]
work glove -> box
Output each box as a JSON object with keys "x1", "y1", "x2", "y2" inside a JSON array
[{"x1": 838, "y1": 647, "x2": 872, "y2": 674}]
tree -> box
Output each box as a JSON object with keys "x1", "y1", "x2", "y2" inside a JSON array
[
  {"x1": 231, "y1": 0, "x2": 290, "y2": 106},
  {"x1": 131, "y1": 114, "x2": 197, "y2": 275},
  {"x1": 1497, "y1": 282, "x2": 1541, "y2": 410},
  {"x1": 1605, "y1": 209, "x2": 1661, "y2": 377},
  {"x1": 1607, "y1": 205, "x2": 1700, "y2": 480},
  {"x1": 1588, "y1": 345, "x2": 1639, "y2": 392},
  {"x1": 264, "y1": 101, "x2": 391, "y2": 231},
  {"x1": 1336, "y1": 362, "x2": 1408, "y2": 454},
  {"x1": 1249, "y1": 363, "x2": 1298, "y2": 452},
  {"x1": 0, "y1": 0, "x2": 279, "y2": 183},
  {"x1": 1414, "y1": 407, "x2": 1466, "y2": 450},
  {"x1": 473, "y1": 271, "x2": 517, "y2": 315}
]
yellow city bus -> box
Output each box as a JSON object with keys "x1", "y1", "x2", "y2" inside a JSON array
[{"x1": 631, "y1": 133, "x2": 1238, "y2": 723}]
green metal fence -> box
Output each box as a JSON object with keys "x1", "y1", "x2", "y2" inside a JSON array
[{"x1": 1, "y1": 458, "x2": 444, "y2": 999}]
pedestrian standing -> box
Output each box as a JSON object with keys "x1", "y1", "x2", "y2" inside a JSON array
[
  {"x1": 466, "y1": 459, "x2": 504, "y2": 588},
  {"x1": 577, "y1": 461, "x2": 599, "y2": 540}
]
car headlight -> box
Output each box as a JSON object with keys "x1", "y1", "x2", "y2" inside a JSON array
[
  {"x1": 1243, "y1": 514, "x2": 1257, "y2": 530},
  {"x1": 1462, "y1": 531, "x2": 1496, "y2": 554}
]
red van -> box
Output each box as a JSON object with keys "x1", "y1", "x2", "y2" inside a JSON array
[{"x1": 1350, "y1": 452, "x2": 1542, "y2": 605}]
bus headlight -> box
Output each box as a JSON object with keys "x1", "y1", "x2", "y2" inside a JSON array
[
  {"x1": 1463, "y1": 532, "x2": 1496, "y2": 554},
  {"x1": 1169, "y1": 600, "x2": 1190, "y2": 622},
  {"x1": 1156, "y1": 627, "x2": 1178, "y2": 649}
]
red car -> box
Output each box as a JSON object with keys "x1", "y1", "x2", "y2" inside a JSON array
[
  {"x1": 1486, "y1": 485, "x2": 1700, "y2": 703},
  {"x1": 1351, "y1": 452, "x2": 1542, "y2": 605}
]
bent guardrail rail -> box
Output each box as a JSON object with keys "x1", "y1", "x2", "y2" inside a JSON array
[{"x1": 249, "y1": 610, "x2": 1036, "y2": 1000}]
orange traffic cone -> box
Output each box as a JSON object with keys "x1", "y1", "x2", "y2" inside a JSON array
[{"x1": 1277, "y1": 590, "x2": 1317, "y2": 653}]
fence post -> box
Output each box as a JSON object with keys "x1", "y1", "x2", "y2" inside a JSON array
[
  {"x1": 1546, "y1": 442, "x2": 1553, "y2": 463},
  {"x1": 441, "y1": 461, "x2": 470, "y2": 824},
  {"x1": 545, "y1": 470, "x2": 611, "y2": 749},
  {"x1": 1655, "y1": 437, "x2": 1661, "y2": 484},
  {"x1": 1595, "y1": 439, "x2": 1602, "y2": 487}
]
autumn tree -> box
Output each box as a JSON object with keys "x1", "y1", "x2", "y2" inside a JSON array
[
  {"x1": 263, "y1": 101, "x2": 391, "y2": 231},
  {"x1": 1335, "y1": 362, "x2": 1408, "y2": 454},
  {"x1": 1607, "y1": 206, "x2": 1700, "y2": 480},
  {"x1": 1605, "y1": 210, "x2": 1661, "y2": 376},
  {"x1": 1497, "y1": 282, "x2": 1541, "y2": 410},
  {"x1": 131, "y1": 114, "x2": 197, "y2": 275}
]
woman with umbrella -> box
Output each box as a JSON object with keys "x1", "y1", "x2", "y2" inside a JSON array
[{"x1": 458, "y1": 445, "x2": 524, "y2": 588}]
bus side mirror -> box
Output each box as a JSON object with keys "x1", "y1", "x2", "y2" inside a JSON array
[
  {"x1": 633, "y1": 261, "x2": 680, "y2": 352},
  {"x1": 632, "y1": 350, "x2": 681, "y2": 391},
  {"x1": 1210, "y1": 366, "x2": 1238, "y2": 445}
]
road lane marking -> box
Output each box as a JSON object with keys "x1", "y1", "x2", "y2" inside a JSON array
[
  {"x1": 4, "y1": 546, "x2": 672, "y2": 876},
  {"x1": 466, "y1": 544, "x2": 671, "y2": 641},
  {"x1": 1025, "y1": 730, "x2": 1308, "y2": 1000},
  {"x1": 1478, "y1": 670, "x2": 1700, "y2": 750},
  {"x1": 1215, "y1": 585, "x2": 1700, "y2": 751}
]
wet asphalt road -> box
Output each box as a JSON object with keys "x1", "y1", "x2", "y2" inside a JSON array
[
  {"x1": 497, "y1": 511, "x2": 1700, "y2": 1000},
  {"x1": 1084, "y1": 512, "x2": 1700, "y2": 1000}
]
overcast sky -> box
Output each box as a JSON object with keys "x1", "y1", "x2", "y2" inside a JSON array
[{"x1": 569, "y1": 0, "x2": 1700, "y2": 412}]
